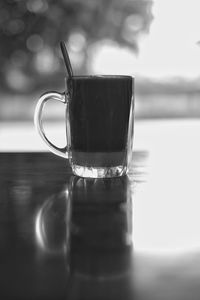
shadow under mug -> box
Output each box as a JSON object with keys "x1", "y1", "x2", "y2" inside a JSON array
[{"x1": 34, "y1": 75, "x2": 134, "y2": 178}]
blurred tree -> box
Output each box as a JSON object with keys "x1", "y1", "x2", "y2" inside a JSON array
[{"x1": 0, "y1": 0, "x2": 153, "y2": 93}]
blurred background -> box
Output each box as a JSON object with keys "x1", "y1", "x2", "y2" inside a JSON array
[
  {"x1": 2, "y1": 0, "x2": 200, "y2": 254},
  {"x1": 2, "y1": 0, "x2": 200, "y2": 261},
  {"x1": 1, "y1": 0, "x2": 200, "y2": 123}
]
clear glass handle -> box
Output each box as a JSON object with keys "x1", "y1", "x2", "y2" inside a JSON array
[{"x1": 34, "y1": 91, "x2": 68, "y2": 158}]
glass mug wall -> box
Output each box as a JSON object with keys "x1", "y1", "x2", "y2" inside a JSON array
[{"x1": 34, "y1": 75, "x2": 134, "y2": 178}]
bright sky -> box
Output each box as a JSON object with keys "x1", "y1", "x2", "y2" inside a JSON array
[
  {"x1": 138, "y1": 0, "x2": 200, "y2": 78},
  {"x1": 91, "y1": 0, "x2": 200, "y2": 79}
]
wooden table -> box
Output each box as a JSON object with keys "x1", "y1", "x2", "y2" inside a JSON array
[{"x1": 1, "y1": 120, "x2": 200, "y2": 299}]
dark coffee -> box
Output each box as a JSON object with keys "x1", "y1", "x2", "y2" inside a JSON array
[{"x1": 67, "y1": 76, "x2": 133, "y2": 167}]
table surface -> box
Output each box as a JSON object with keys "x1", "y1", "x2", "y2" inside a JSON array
[{"x1": 1, "y1": 120, "x2": 200, "y2": 300}]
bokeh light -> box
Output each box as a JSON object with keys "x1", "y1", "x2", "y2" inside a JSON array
[
  {"x1": 26, "y1": 0, "x2": 48, "y2": 14},
  {"x1": 5, "y1": 68, "x2": 32, "y2": 91},
  {"x1": 68, "y1": 30, "x2": 87, "y2": 53},
  {"x1": 4, "y1": 19, "x2": 24, "y2": 35},
  {"x1": 123, "y1": 14, "x2": 144, "y2": 33},
  {"x1": 26, "y1": 34, "x2": 44, "y2": 52},
  {"x1": 34, "y1": 47, "x2": 59, "y2": 73}
]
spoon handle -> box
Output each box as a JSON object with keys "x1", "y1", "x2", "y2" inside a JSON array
[{"x1": 60, "y1": 41, "x2": 73, "y2": 78}]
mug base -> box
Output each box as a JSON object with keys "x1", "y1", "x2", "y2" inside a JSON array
[{"x1": 71, "y1": 164, "x2": 127, "y2": 178}]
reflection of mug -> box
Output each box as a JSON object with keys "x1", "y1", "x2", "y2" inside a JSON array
[
  {"x1": 34, "y1": 76, "x2": 134, "y2": 178},
  {"x1": 70, "y1": 176, "x2": 133, "y2": 280},
  {"x1": 35, "y1": 176, "x2": 133, "y2": 280}
]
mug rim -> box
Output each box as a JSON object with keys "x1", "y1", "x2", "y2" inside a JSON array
[{"x1": 65, "y1": 75, "x2": 133, "y2": 80}]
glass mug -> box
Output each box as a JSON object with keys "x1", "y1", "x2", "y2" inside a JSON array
[{"x1": 34, "y1": 75, "x2": 134, "y2": 178}]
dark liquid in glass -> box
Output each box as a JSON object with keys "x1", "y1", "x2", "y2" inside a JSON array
[{"x1": 68, "y1": 76, "x2": 133, "y2": 167}]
